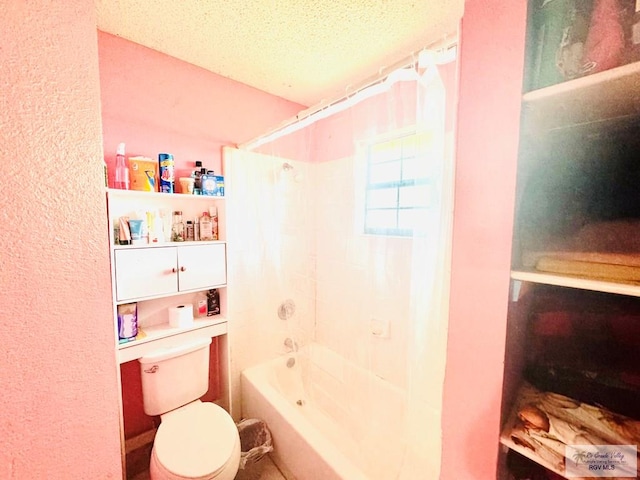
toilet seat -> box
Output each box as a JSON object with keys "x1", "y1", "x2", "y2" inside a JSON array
[{"x1": 153, "y1": 402, "x2": 238, "y2": 479}]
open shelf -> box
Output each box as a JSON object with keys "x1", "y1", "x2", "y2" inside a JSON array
[
  {"x1": 112, "y1": 240, "x2": 226, "y2": 251},
  {"x1": 107, "y1": 188, "x2": 224, "y2": 201},
  {"x1": 500, "y1": 383, "x2": 640, "y2": 480},
  {"x1": 522, "y1": 61, "x2": 640, "y2": 131},
  {"x1": 117, "y1": 316, "x2": 227, "y2": 364},
  {"x1": 500, "y1": 436, "x2": 582, "y2": 480},
  {"x1": 511, "y1": 269, "x2": 640, "y2": 298}
]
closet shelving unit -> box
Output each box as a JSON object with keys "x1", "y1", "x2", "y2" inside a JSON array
[{"x1": 498, "y1": 57, "x2": 640, "y2": 479}]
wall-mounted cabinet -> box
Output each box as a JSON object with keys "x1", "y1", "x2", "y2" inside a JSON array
[
  {"x1": 114, "y1": 243, "x2": 226, "y2": 302},
  {"x1": 106, "y1": 189, "x2": 228, "y2": 366},
  {"x1": 498, "y1": 5, "x2": 640, "y2": 477}
]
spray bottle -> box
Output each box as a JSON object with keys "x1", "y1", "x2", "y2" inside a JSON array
[{"x1": 115, "y1": 142, "x2": 129, "y2": 190}]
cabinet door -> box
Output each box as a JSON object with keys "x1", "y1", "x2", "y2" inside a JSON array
[
  {"x1": 177, "y1": 244, "x2": 226, "y2": 291},
  {"x1": 115, "y1": 247, "x2": 178, "y2": 301}
]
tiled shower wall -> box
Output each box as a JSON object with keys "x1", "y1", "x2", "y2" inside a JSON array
[
  {"x1": 227, "y1": 153, "x2": 316, "y2": 416},
  {"x1": 229, "y1": 151, "x2": 416, "y2": 381},
  {"x1": 314, "y1": 157, "x2": 414, "y2": 390},
  {"x1": 227, "y1": 144, "x2": 447, "y2": 478}
]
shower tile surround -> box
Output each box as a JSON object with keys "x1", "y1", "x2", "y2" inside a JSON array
[{"x1": 226, "y1": 139, "x2": 451, "y2": 478}]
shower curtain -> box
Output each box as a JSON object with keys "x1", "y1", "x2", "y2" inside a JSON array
[{"x1": 225, "y1": 51, "x2": 456, "y2": 479}]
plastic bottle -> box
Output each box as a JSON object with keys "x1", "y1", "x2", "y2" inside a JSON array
[
  {"x1": 171, "y1": 211, "x2": 185, "y2": 242},
  {"x1": 190, "y1": 161, "x2": 202, "y2": 194},
  {"x1": 207, "y1": 289, "x2": 220, "y2": 316},
  {"x1": 194, "y1": 216, "x2": 200, "y2": 241},
  {"x1": 185, "y1": 220, "x2": 194, "y2": 241},
  {"x1": 199, "y1": 211, "x2": 213, "y2": 241},
  {"x1": 114, "y1": 142, "x2": 129, "y2": 190},
  {"x1": 195, "y1": 291, "x2": 208, "y2": 318},
  {"x1": 209, "y1": 206, "x2": 219, "y2": 240}
]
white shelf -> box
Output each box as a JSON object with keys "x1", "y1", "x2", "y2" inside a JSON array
[
  {"x1": 499, "y1": 436, "x2": 588, "y2": 480},
  {"x1": 117, "y1": 317, "x2": 227, "y2": 364},
  {"x1": 115, "y1": 284, "x2": 226, "y2": 305},
  {"x1": 112, "y1": 240, "x2": 225, "y2": 251},
  {"x1": 107, "y1": 188, "x2": 224, "y2": 201},
  {"x1": 500, "y1": 382, "x2": 640, "y2": 479},
  {"x1": 511, "y1": 269, "x2": 640, "y2": 297},
  {"x1": 522, "y1": 61, "x2": 640, "y2": 131}
]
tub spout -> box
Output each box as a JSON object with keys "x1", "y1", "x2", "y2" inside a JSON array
[{"x1": 284, "y1": 337, "x2": 298, "y2": 352}]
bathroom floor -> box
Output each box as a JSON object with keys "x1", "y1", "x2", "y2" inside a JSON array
[{"x1": 129, "y1": 455, "x2": 287, "y2": 480}]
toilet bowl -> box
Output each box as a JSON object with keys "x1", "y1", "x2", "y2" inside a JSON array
[{"x1": 149, "y1": 401, "x2": 241, "y2": 480}]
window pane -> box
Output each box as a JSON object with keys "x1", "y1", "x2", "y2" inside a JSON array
[
  {"x1": 398, "y1": 208, "x2": 428, "y2": 232},
  {"x1": 369, "y1": 160, "x2": 401, "y2": 184},
  {"x1": 367, "y1": 187, "x2": 398, "y2": 209},
  {"x1": 399, "y1": 184, "x2": 431, "y2": 208},
  {"x1": 364, "y1": 131, "x2": 440, "y2": 236},
  {"x1": 415, "y1": 131, "x2": 432, "y2": 156},
  {"x1": 370, "y1": 139, "x2": 402, "y2": 163},
  {"x1": 365, "y1": 209, "x2": 397, "y2": 230},
  {"x1": 402, "y1": 135, "x2": 417, "y2": 158},
  {"x1": 402, "y1": 156, "x2": 430, "y2": 180}
]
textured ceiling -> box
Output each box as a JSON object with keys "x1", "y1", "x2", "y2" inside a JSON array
[{"x1": 95, "y1": 0, "x2": 463, "y2": 107}]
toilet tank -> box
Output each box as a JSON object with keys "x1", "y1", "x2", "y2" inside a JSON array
[{"x1": 138, "y1": 337, "x2": 212, "y2": 416}]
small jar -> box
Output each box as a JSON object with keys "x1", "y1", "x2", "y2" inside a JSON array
[{"x1": 171, "y1": 211, "x2": 185, "y2": 242}]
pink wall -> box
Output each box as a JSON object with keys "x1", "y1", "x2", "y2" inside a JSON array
[
  {"x1": 440, "y1": 1, "x2": 527, "y2": 478},
  {"x1": 98, "y1": 32, "x2": 304, "y2": 448},
  {"x1": 98, "y1": 32, "x2": 304, "y2": 184},
  {"x1": 0, "y1": 2, "x2": 122, "y2": 478}
]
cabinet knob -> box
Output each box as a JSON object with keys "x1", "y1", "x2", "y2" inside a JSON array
[
  {"x1": 180, "y1": 266, "x2": 186, "y2": 272},
  {"x1": 171, "y1": 267, "x2": 177, "y2": 273}
]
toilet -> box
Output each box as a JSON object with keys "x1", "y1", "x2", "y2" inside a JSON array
[{"x1": 139, "y1": 337, "x2": 240, "y2": 480}]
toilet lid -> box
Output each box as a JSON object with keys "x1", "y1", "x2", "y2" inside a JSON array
[{"x1": 155, "y1": 402, "x2": 238, "y2": 479}]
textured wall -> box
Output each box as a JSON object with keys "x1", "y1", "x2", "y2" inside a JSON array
[
  {"x1": 441, "y1": 1, "x2": 527, "y2": 478},
  {"x1": 0, "y1": 2, "x2": 122, "y2": 479}
]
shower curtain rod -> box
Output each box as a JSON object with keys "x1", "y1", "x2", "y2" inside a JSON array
[{"x1": 238, "y1": 37, "x2": 458, "y2": 151}]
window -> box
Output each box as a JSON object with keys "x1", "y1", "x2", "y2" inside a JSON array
[{"x1": 364, "y1": 131, "x2": 435, "y2": 236}]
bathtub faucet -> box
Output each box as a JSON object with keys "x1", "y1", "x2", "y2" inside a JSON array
[{"x1": 284, "y1": 337, "x2": 298, "y2": 353}]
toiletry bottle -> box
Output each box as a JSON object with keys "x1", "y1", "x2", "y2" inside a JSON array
[
  {"x1": 194, "y1": 216, "x2": 200, "y2": 241},
  {"x1": 195, "y1": 291, "x2": 208, "y2": 318},
  {"x1": 207, "y1": 288, "x2": 220, "y2": 316},
  {"x1": 114, "y1": 142, "x2": 129, "y2": 190},
  {"x1": 199, "y1": 212, "x2": 213, "y2": 241},
  {"x1": 171, "y1": 211, "x2": 185, "y2": 242},
  {"x1": 185, "y1": 220, "x2": 194, "y2": 241},
  {"x1": 209, "y1": 206, "x2": 219, "y2": 240},
  {"x1": 192, "y1": 161, "x2": 203, "y2": 193}
]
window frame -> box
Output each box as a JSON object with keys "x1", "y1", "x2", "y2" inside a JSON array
[{"x1": 363, "y1": 130, "x2": 433, "y2": 237}]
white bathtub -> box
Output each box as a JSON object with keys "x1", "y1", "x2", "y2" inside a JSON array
[{"x1": 240, "y1": 344, "x2": 411, "y2": 480}]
